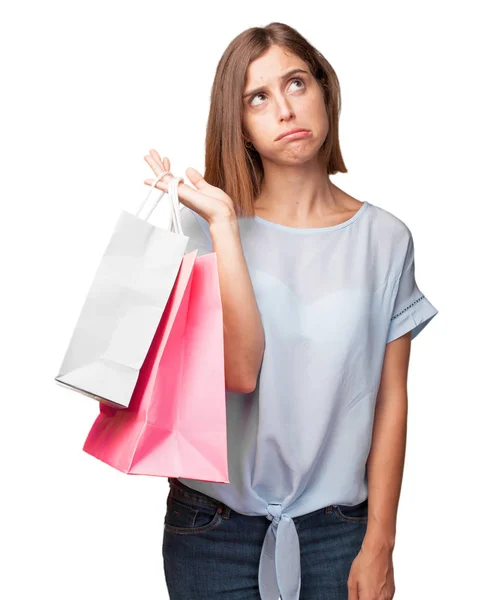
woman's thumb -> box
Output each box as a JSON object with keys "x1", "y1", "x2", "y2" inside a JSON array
[{"x1": 185, "y1": 167, "x2": 207, "y2": 190}]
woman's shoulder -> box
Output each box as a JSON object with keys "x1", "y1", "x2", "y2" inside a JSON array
[
  {"x1": 366, "y1": 200, "x2": 412, "y2": 243},
  {"x1": 335, "y1": 185, "x2": 409, "y2": 240}
]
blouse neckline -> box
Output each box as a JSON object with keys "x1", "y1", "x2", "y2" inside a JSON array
[{"x1": 252, "y1": 201, "x2": 371, "y2": 233}]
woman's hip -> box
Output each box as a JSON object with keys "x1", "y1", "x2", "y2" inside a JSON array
[{"x1": 162, "y1": 477, "x2": 368, "y2": 599}]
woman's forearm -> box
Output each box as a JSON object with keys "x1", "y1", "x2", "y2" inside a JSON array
[
  {"x1": 209, "y1": 217, "x2": 265, "y2": 393},
  {"x1": 364, "y1": 390, "x2": 407, "y2": 552}
]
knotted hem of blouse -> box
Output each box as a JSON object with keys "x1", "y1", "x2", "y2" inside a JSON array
[{"x1": 258, "y1": 503, "x2": 301, "y2": 600}]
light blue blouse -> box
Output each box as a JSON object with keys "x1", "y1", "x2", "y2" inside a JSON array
[{"x1": 176, "y1": 199, "x2": 439, "y2": 600}]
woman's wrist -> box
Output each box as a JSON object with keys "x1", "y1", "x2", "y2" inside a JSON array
[{"x1": 208, "y1": 211, "x2": 239, "y2": 230}]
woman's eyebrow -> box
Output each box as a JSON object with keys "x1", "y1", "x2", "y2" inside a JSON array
[{"x1": 243, "y1": 68, "x2": 308, "y2": 99}]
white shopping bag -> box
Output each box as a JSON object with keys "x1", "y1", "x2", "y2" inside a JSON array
[{"x1": 54, "y1": 173, "x2": 189, "y2": 408}]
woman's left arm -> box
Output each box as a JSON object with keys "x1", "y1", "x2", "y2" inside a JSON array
[
  {"x1": 365, "y1": 329, "x2": 411, "y2": 549},
  {"x1": 347, "y1": 331, "x2": 411, "y2": 599}
]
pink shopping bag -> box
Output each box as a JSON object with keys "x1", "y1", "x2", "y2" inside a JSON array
[{"x1": 83, "y1": 248, "x2": 230, "y2": 483}]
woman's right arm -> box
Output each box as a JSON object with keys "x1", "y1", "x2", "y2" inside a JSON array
[
  {"x1": 209, "y1": 215, "x2": 265, "y2": 394},
  {"x1": 143, "y1": 151, "x2": 264, "y2": 393}
]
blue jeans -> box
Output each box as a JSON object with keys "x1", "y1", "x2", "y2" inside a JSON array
[{"x1": 162, "y1": 477, "x2": 368, "y2": 600}]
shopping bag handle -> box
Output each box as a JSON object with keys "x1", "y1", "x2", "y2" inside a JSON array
[{"x1": 136, "y1": 170, "x2": 184, "y2": 235}]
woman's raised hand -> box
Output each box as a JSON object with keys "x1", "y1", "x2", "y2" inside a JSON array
[{"x1": 144, "y1": 149, "x2": 236, "y2": 225}]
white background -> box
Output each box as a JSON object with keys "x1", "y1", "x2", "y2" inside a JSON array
[{"x1": 1, "y1": 1, "x2": 493, "y2": 598}]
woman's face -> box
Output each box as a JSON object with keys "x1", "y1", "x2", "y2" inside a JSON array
[{"x1": 242, "y1": 45, "x2": 329, "y2": 165}]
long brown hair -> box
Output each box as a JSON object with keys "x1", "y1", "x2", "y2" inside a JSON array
[{"x1": 203, "y1": 22, "x2": 348, "y2": 219}]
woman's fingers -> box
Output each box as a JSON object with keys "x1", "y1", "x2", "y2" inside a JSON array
[
  {"x1": 185, "y1": 166, "x2": 230, "y2": 201},
  {"x1": 144, "y1": 178, "x2": 167, "y2": 187},
  {"x1": 144, "y1": 154, "x2": 161, "y2": 176},
  {"x1": 145, "y1": 150, "x2": 171, "y2": 177},
  {"x1": 145, "y1": 176, "x2": 211, "y2": 216},
  {"x1": 143, "y1": 162, "x2": 233, "y2": 222},
  {"x1": 149, "y1": 149, "x2": 170, "y2": 173},
  {"x1": 144, "y1": 150, "x2": 174, "y2": 189}
]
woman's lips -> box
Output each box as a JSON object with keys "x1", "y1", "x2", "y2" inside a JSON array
[{"x1": 277, "y1": 130, "x2": 312, "y2": 141}]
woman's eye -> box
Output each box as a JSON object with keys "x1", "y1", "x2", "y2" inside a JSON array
[
  {"x1": 290, "y1": 78, "x2": 304, "y2": 90},
  {"x1": 250, "y1": 93, "x2": 266, "y2": 106},
  {"x1": 249, "y1": 78, "x2": 305, "y2": 107}
]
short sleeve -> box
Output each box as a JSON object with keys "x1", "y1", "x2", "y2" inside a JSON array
[
  {"x1": 386, "y1": 230, "x2": 439, "y2": 344},
  {"x1": 178, "y1": 205, "x2": 213, "y2": 257}
]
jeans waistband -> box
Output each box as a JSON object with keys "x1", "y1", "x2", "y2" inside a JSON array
[{"x1": 168, "y1": 477, "x2": 230, "y2": 511}]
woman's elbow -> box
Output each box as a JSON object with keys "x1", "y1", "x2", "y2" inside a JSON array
[{"x1": 225, "y1": 376, "x2": 257, "y2": 394}]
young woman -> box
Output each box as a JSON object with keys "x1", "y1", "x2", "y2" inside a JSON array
[{"x1": 144, "y1": 22, "x2": 439, "y2": 600}]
